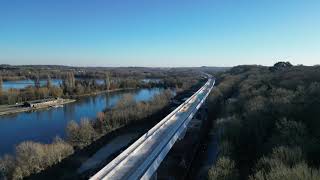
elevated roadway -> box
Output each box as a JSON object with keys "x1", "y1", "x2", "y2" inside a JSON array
[{"x1": 91, "y1": 76, "x2": 215, "y2": 180}]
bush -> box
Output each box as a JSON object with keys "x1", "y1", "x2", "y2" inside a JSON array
[
  {"x1": 208, "y1": 156, "x2": 239, "y2": 180},
  {"x1": 216, "y1": 116, "x2": 242, "y2": 146},
  {"x1": 269, "y1": 118, "x2": 307, "y2": 148},
  {"x1": 95, "y1": 89, "x2": 173, "y2": 133},
  {"x1": 0, "y1": 139, "x2": 73, "y2": 179},
  {"x1": 251, "y1": 163, "x2": 320, "y2": 180},
  {"x1": 255, "y1": 146, "x2": 305, "y2": 172},
  {"x1": 0, "y1": 155, "x2": 15, "y2": 179},
  {"x1": 219, "y1": 140, "x2": 234, "y2": 157},
  {"x1": 66, "y1": 119, "x2": 98, "y2": 149}
]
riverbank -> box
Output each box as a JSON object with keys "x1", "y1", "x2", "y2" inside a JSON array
[
  {"x1": 0, "y1": 98, "x2": 76, "y2": 116},
  {"x1": 64, "y1": 88, "x2": 137, "y2": 99}
]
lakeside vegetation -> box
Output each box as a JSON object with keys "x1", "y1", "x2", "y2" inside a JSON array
[
  {"x1": 66, "y1": 90, "x2": 173, "y2": 149},
  {"x1": 0, "y1": 66, "x2": 202, "y2": 105},
  {"x1": 206, "y1": 62, "x2": 320, "y2": 180},
  {"x1": 0, "y1": 66, "x2": 204, "y2": 179}
]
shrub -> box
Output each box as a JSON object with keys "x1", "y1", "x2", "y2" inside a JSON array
[
  {"x1": 219, "y1": 140, "x2": 234, "y2": 157},
  {"x1": 216, "y1": 116, "x2": 242, "y2": 146},
  {"x1": 251, "y1": 163, "x2": 320, "y2": 180},
  {"x1": 208, "y1": 156, "x2": 239, "y2": 180},
  {"x1": 0, "y1": 139, "x2": 73, "y2": 179},
  {"x1": 0, "y1": 155, "x2": 15, "y2": 179},
  {"x1": 95, "y1": 89, "x2": 173, "y2": 133},
  {"x1": 255, "y1": 146, "x2": 305, "y2": 173},
  {"x1": 66, "y1": 119, "x2": 98, "y2": 149},
  {"x1": 269, "y1": 118, "x2": 307, "y2": 148}
]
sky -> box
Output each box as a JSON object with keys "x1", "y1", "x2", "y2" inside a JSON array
[{"x1": 0, "y1": 0, "x2": 319, "y2": 67}]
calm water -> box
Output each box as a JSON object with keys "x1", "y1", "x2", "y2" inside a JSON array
[
  {"x1": 0, "y1": 88, "x2": 163, "y2": 156},
  {"x1": 2, "y1": 79, "x2": 62, "y2": 90},
  {"x1": 3, "y1": 78, "x2": 159, "y2": 90},
  {"x1": 141, "y1": 78, "x2": 161, "y2": 83}
]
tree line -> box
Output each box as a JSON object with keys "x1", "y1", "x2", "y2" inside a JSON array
[
  {"x1": 0, "y1": 72, "x2": 147, "y2": 105},
  {"x1": 0, "y1": 69, "x2": 200, "y2": 105}
]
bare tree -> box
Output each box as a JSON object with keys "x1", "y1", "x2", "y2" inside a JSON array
[
  {"x1": 66, "y1": 119, "x2": 97, "y2": 149},
  {"x1": 104, "y1": 72, "x2": 111, "y2": 91},
  {"x1": 66, "y1": 72, "x2": 75, "y2": 88},
  {"x1": 46, "y1": 75, "x2": 52, "y2": 88},
  {"x1": 62, "y1": 72, "x2": 75, "y2": 93},
  {"x1": 0, "y1": 155, "x2": 15, "y2": 179},
  {"x1": 33, "y1": 74, "x2": 40, "y2": 89},
  {"x1": 66, "y1": 120, "x2": 80, "y2": 147},
  {"x1": 0, "y1": 76, "x2": 3, "y2": 96},
  {"x1": 116, "y1": 94, "x2": 135, "y2": 109},
  {"x1": 0, "y1": 139, "x2": 74, "y2": 179}
]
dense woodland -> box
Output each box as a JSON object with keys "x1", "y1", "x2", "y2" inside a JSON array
[{"x1": 207, "y1": 62, "x2": 320, "y2": 180}]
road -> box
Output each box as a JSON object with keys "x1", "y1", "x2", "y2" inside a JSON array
[{"x1": 90, "y1": 76, "x2": 215, "y2": 180}]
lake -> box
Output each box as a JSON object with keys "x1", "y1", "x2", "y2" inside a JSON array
[
  {"x1": 2, "y1": 78, "x2": 159, "y2": 90},
  {"x1": 2, "y1": 79, "x2": 62, "y2": 90},
  {"x1": 0, "y1": 88, "x2": 164, "y2": 156}
]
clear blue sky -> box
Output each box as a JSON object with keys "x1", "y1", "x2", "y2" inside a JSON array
[{"x1": 0, "y1": 0, "x2": 319, "y2": 67}]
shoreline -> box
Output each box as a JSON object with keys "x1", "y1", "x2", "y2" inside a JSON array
[
  {"x1": 64, "y1": 87, "x2": 138, "y2": 99},
  {"x1": 0, "y1": 87, "x2": 159, "y2": 117},
  {"x1": 0, "y1": 99, "x2": 76, "y2": 116}
]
